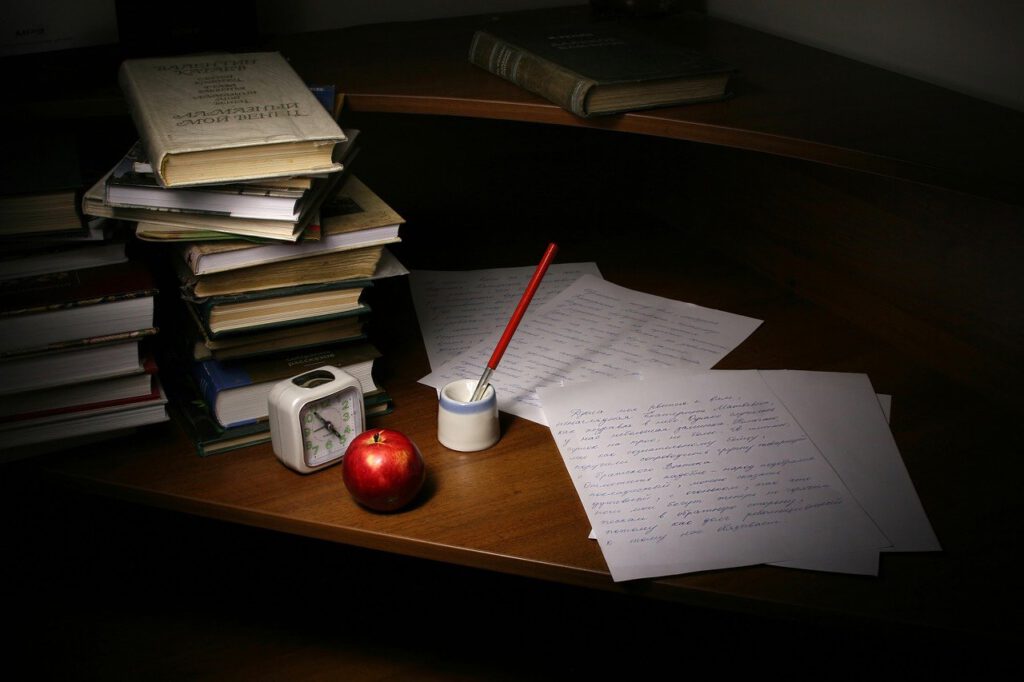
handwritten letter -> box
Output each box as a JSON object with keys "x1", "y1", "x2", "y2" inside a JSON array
[
  {"x1": 539, "y1": 371, "x2": 889, "y2": 581},
  {"x1": 421, "y1": 275, "x2": 763, "y2": 425},
  {"x1": 409, "y1": 263, "x2": 602, "y2": 370}
]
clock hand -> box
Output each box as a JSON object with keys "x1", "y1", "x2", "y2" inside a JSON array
[{"x1": 313, "y1": 410, "x2": 342, "y2": 438}]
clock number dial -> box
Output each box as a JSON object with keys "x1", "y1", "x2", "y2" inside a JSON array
[{"x1": 300, "y1": 394, "x2": 357, "y2": 467}]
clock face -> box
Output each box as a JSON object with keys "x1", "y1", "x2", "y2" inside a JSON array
[{"x1": 299, "y1": 391, "x2": 358, "y2": 467}]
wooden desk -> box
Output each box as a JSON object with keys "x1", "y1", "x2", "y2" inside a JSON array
[{"x1": 13, "y1": 4, "x2": 1023, "y2": 656}]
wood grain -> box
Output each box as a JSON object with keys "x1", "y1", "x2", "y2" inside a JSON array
[{"x1": 273, "y1": 5, "x2": 1024, "y2": 204}]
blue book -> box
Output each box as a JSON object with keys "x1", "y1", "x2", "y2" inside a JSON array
[{"x1": 194, "y1": 342, "x2": 381, "y2": 428}]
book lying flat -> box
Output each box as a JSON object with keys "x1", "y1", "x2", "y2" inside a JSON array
[
  {"x1": 178, "y1": 176, "x2": 403, "y2": 275},
  {"x1": 177, "y1": 243, "x2": 390, "y2": 298},
  {"x1": 187, "y1": 279, "x2": 371, "y2": 337},
  {"x1": 0, "y1": 260, "x2": 157, "y2": 355},
  {"x1": 171, "y1": 385, "x2": 391, "y2": 456},
  {"x1": 0, "y1": 333, "x2": 151, "y2": 395},
  {"x1": 194, "y1": 342, "x2": 381, "y2": 428},
  {"x1": 106, "y1": 165, "x2": 307, "y2": 221},
  {"x1": 469, "y1": 19, "x2": 733, "y2": 117},
  {"x1": 185, "y1": 308, "x2": 366, "y2": 362},
  {"x1": 0, "y1": 387, "x2": 168, "y2": 456},
  {"x1": 0, "y1": 129, "x2": 86, "y2": 237},
  {"x1": 82, "y1": 162, "x2": 348, "y2": 242},
  {"x1": 0, "y1": 359, "x2": 159, "y2": 422},
  {"x1": 0, "y1": 240, "x2": 128, "y2": 281},
  {"x1": 118, "y1": 51, "x2": 346, "y2": 187}
]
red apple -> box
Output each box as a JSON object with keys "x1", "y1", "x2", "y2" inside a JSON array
[{"x1": 342, "y1": 428, "x2": 426, "y2": 512}]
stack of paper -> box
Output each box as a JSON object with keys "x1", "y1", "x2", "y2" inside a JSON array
[{"x1": 413, "y1": 267, "x2": 939, "y2": 581}]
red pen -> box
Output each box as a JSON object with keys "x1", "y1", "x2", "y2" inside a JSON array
[{"x1": 470, "y1": 242, "x2": 559, "y2": 402}]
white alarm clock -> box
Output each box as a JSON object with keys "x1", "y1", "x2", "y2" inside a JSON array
[{"x1": 268, "y1": 365, "x2": 365, "y2": 474}]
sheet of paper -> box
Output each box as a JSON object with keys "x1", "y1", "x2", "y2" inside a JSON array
[
  {"x1": 421, "y1": 275, "x2": 763, "y2": 425},
  {"x1": 761, "y1": 371, "x2": 940, "y2": 555},
  {"x1": 371, "y1": 247, "x2": 410, "y2": 280},
  {"x1": 585, "y1": 383, "x2": 901, "y2": 575},
  {"x1": 539, "y1": 371, "x2": 889, "y2": 581},
  {"x1": 409, "y1": 263, "x2": 602, "y2": 370}
]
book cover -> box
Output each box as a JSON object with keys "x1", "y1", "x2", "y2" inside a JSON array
[
  {"x1": 105, "y1": 154, "x2": 306, "y2": 221},
  {"x1": 168, "y1": 388, "x2": 272, "y2": 457},
  {"x1": 0, "y1": 388, "x2": 168, "y2": 457},
  {"x1": 170, "y1": 380, "x2": 389, "y2": 456},
  {"x1": 0, "y1": 333, "x2": 150, "y2": 395},
  {"x1": 187, "y1": 312, "x2": 366, "y2": 362},
  {"x1": 0, "y1": 129, "x2": 84, "y2": 237},
  {"x1": 0, "y1": 240, "x2": 127, "y2": 281},
  {"x1": 193, "y1": 342, "x2": 381, "y2": 428},
  {"x1": 0, "y1": 356, "x2": 159, "y2": 423},
  {"x1": 177, "y1": 244, "x2": 389, "y2": 298},
  {"x1": 0, "y1": 260, "x2": 157, "y2": 354},
  {"x1": 118, "y1": 51, "x2": 346, "y2": 187},
  {"x1": 179, "y1": 176, "x2": 403, "y2": 275},
  {"x1": 187, "y1": 278, "x2": 371, "y2": 337},
  {"x1": 469, "y1": 19, "x2": 733, "y2": 117},
  {"x1": 82, "y1": 155, "x2": 350, "y2": 242}
]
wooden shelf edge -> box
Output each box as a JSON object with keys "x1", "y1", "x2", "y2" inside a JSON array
[{"x1": 342, "y1": 92, "x2": 1012, "y2": 203}]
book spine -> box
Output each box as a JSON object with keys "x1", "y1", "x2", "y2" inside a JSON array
[
  {"x1": 118, "y1": 62, "x2": 170, "y2": 187},
  {"x1": 193, "y1": 357, "x2": 251, "y2": 403},
  {"x1": 468, "y1": 30, "x2": 597, "y2": 118}
]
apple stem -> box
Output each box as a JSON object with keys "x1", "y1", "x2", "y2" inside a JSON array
[{"x1": 373, "y1": 431, "x2": 382, "y2": 444}]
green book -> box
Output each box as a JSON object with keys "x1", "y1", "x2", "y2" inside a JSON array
[{"x1": 469, "y1": 19, "x2": 734, "y2": 117}]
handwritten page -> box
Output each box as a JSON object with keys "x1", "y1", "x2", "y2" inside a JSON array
[
  {"x1": 421, "y1": 275, "x2": 763, "y2": 425},
  {"x1": 409, "y1": 263, "x2": 602, "y2": 370},
  {"x1": 582, "y1": 378, "x2": 906, "y2": 575},
  {"x1": 538, "y1": 371, "x2": 889, "y2": 581}
]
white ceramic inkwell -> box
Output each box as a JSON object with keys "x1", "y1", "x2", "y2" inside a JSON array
[
  {"x1": 440, "y1": 243, "x2": 558, "y2": 452},
  {"x1": 437, "y1": 379, "x2": 500, "y2": 452}
]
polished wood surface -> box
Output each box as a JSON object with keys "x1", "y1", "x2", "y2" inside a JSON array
[
  {"x1": 273, "y1": 4, "x2": 1024, "y2": 204},
  {"x1": 35, "y1": 242, "x2": 1019, "y2": 642},
  {"x1": 7, "y1": 5, "x2": 1021, "y2": 665}
]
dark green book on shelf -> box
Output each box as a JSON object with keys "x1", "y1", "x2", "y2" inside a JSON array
[{"x1": 469, "y1": 19, "x2": 733, "y2": 117}]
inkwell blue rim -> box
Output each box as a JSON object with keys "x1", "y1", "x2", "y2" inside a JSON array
[{"x1": 440, "y1": 380, "x2": 495, "y2": 415}]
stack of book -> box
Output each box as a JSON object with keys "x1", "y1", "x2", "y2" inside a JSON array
[
  {"x1": 162, "y1": 176, "x2": 405, "y2": 456},
  {"x1": 0, "y1": 219, "x2": 168, "y2": 461},
  {"x1": 81, "y1": 51, "x2": 405, "y2": 456}
]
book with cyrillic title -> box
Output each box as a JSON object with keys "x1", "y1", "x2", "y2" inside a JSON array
[{"x1": 118, "y1": 51, "x2": 346, "y2": 187}]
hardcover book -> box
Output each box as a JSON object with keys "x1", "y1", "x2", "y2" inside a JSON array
[
  {"x1": 176, "y1": 244, "x2": 391, "y2": 298},
  {"x1": 468, "y1": 19, "x2": 733, "y2": 117},
  {"x1": 82, "y1": 153, "x2": 350, "y2": 242},
  {"x1": 178, "y1": 176, "x2": 403, "y2": 275},
  {"x1": 0, "y1": 260, "x2": 157, "y2": 355},
  {"x1": 118, "y1": 51, "x2": 346, "y2": 187},
  {"x1": 170, "y1": 378, "x2": 391, "y2": 456},
  {"x1": 0, "y1": 332, "x2": 152, "y2": 394},
  {"x1": 0, "y1": 129, "x2": 86, "y2": 237},
  {"x1": 0, "y1": 390, "x2": 168, "y2": 457},
  {"x1": 193, "y1": 342, "x2": 381, "y2": 428},
  {"x1": 0, "y1": 357, "x2": 159, "y2": 423},
  {"x1": 185, "y1": 311, "x2": 366, "y2": 362},
  {"x1": 106, "y1": 160, "x2": 307, "y2": 221},
  {"x1": 186, "y1": 279, "x2": 371, "y2": 337}
]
